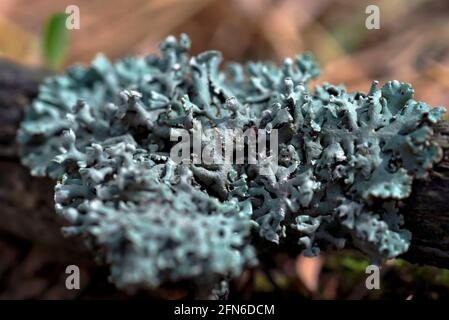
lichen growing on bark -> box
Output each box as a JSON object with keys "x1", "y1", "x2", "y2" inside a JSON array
[{"x1": 18, "y1": 34, "x2": 445, "y2": 294}]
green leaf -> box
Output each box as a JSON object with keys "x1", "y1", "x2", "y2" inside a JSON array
[{"x1": 42, "y1": 13, "x2": 69, "y2": 70}]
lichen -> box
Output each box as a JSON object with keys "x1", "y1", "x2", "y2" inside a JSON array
[{"x1": 18, "y1": 34, "x2": 446, "y2": 293}]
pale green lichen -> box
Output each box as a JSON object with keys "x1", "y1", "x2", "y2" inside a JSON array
[{"x1": 18, "y1": 34, "x2": 445, "y2": 294}]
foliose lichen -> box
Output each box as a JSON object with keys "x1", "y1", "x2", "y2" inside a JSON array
[{"x1": 18, "y1": 34, "x2": 446, "y2": 293}]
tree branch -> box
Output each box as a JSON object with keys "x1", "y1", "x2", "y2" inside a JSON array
[{"x1": 1, "y1": 58, "x2": 449, "y2": 269}]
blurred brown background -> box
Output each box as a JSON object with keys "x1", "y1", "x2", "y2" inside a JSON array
[
  {"x1": 1, "y1": 0, "x2": 449, "y2": 300},
  {"x1": 1, "y1": 0, "x2": 448, "y2": 106}
]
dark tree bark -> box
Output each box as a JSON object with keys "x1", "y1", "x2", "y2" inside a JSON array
[
  {"x1": 402, "y1": 120, "x2": 449, "y2": 269},
  {"x1": 1, "y1": 58, "x2": 449, "y2": 269},
  {"x1": 0, "y1": 59, "x2": 89, "y2": 260}
]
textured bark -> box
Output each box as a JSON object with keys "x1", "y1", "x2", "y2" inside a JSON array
[
  {"x1": 1, "y1": 58, "x2": 449, "y2": 269},
  {"x1": 0, "y1": 59, "x2": 89, "y2": 260},
  {"x1": 401, "y1": 120, "x2": 449, "y2": 268}
]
